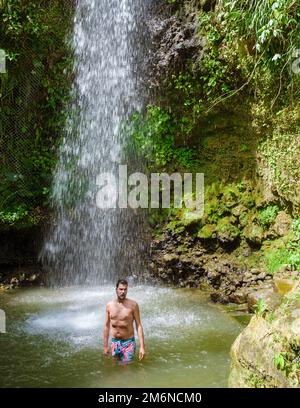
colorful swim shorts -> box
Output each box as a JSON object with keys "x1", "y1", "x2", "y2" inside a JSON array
[{"x1": 111, "y1": 337, "x2": 136, "y2": 363}]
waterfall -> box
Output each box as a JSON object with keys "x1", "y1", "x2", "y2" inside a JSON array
[{"x1": 41, "y1": 0, "x2": 151, "y2": 286}]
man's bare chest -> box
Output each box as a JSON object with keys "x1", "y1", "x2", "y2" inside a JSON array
[{"x1": 110, "y1": 304, "x2": 134, "y2": 322}]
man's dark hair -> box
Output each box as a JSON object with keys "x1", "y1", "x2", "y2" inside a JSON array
[{"x1": 116, "y1": 279, "x2": 128, "y2": 289}]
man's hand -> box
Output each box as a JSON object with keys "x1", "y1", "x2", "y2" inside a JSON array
[
  {"x1": 103, "y1": 346, "x2": 110, "y2": 356},
  {"x1": 139, "y1": 347, "x2": 145, "y2": 361}
]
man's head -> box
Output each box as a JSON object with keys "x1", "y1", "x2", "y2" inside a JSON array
[{"x1": 116, "y1": 279, "x2": 128, "y2": 301}]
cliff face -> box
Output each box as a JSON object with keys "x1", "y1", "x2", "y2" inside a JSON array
[
  {"x1": 229, "y1": 281, "x2": 300, "y2": 388},
  {"x1": 145, "y1": 0, "x2": 299, "y2": 295}
]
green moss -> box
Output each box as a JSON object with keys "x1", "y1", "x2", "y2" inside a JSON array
[
  {"x1": 216, "y1": 216, "x2": 240, "y2": 243},
  {"x1": 246, "y1": 373, "x2": 266, "y2": 388},
  {"x1": 166, "y1": 220, "x2": 185, "y2": 235},
  {"x1": 222, "y1": 185, "x2": 240, "y2": 208},
  {"x1": 243, "y1": 224, "x2": 264, "y2": 245},
  {"x1": 258, "y1": 205, "x2": 280, "y2": 228},
  {"x1": 198, "y1": 224, "x2": 216, "y2": 239}
]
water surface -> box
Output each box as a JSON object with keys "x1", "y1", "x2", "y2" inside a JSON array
[{"x1": 0, "y1": 285, "x2": 244, "y2": 387}]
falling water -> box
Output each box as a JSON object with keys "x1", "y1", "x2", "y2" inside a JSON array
[{"x1": 41, "y1": 0, "x2": 151, "y2": 286}]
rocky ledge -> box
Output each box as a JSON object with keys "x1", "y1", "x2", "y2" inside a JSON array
[
  {"x1": 146, "y1": 226, "x2": 298, "y2": 312},
  {"x1": 229, "y1": 280, "x2": 300, "y2": 387}
]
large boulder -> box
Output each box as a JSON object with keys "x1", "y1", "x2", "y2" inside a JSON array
[{"x1": 229, "y1": 281, "x2": 300, "y2": 387}]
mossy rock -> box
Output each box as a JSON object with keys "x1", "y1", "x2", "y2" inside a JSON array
[
  {"x1": 240, "y1": 191, "x2": 256, "y2": 209},
  {"x1": 232, "y1": 204, "x2": 248, "y2": 218},
  {"x1": 229, "y1": 282, "x2": 300, "y2": 388},
  {"x1": 166, "y1": 220, "x2": 185, "y2": 234},
  {"x1": 222, "y1": 185, "x2": 240, "y2": 208},
  {"x1": 243, "y1": 224, "x2": 265, "y2": 245},
  {"x1": 180, "y1": 210, "x2": 204, "y2": 229},
  {"x1": 198, "y1": 224, "x2": 216, "y2": 239},
  {"x1": 205, "y1": 182, "x2": 223, "y2": 199},
  {"x1": 216, "y1": 216, "x2": 240, "y2": 243},
  {"x1": 204, "y1": 197, "x2": 229, "y2": 224}
]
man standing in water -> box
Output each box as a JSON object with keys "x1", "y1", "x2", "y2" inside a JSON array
[{"x1": 103, "y1": 279, "x2": 145, "y2": 363}]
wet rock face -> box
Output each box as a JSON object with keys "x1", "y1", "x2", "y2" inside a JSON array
[
  {"x1": 147, "y1": 1, "x2": 205, "y2": 88},
  {"x1": 229, "y1": 282, "x2": 300, "y2": 388},
  {"x1": 147, "y1": 228, "x2": 274, "y2": 305}
]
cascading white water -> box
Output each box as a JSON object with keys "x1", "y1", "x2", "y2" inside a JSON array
[{"x1": 41, "y1": 0, "x2": 151, "y2": 286}]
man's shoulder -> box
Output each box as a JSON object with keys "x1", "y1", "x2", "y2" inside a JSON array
[
  {"x1": 126, "y1": 298, "x2": 138, "y2": 308},
  {"x1": 106, "y1": 300, "x2": 115, "y2": 309}
]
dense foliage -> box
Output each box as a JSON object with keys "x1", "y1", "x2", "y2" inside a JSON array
[{"x1": 0, "y1": 0, "x2": 74, "y2": 228}]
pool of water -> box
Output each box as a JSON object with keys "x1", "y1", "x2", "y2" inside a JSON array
[{"x1": 0, "y1": 285, "x2": 245, "y2": 388}]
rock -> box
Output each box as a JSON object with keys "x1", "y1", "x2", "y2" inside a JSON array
[
  {"x1": 229, "y1": 282, "x2": 300, "y2": 388},
  {"x1": 243, "y1": 224, "x2": 264, "y2": 245},
  {"x1": 181, "y1": 211, "x2": 203, "y2": 230},
  {"x1": 274, "y1": 278, "x2": 297, "y2": 295},
  {"x1": 257, "y1": 272, "x2": 266, "y2": 280},
  {"x1": 10, "y1": 277, "x2": 19, "y2": 285},
  {"x1": 162, "y1": 253, "x2": 179, "y2": 264},
  {"x1": 271, "y1": 211, "x2": 292, "y2": 237},
  {"x1": 223, "y1": 186, "x2": 240, "y2": 208},
  {"x1": 197, "y1": 224, "x2": 216, "y2": 239},
  {"x1": 179, "y1": 255, "x2": 192, "y2": 265},
  {"x1": 247, "y1": 288, "x2": 282, "y2": 313},
  {"x1": 232, "y1": 204, "x2": 247, "y2": 218},
  {"x1": 210, "y1": 291, "x2": 228, "y2": 303},
  {"x1": 216, "y1": 217, "x2": 240, "y2": 243},
  {"x1": 229, "y1": 289, "x2": 250, "y2": 304},
  {"x1": 251, "y1": 268, "x2": 262, "y2": 275},
  {"x1": 207, "y1": 269, "x2": 220, "y2": 282}
]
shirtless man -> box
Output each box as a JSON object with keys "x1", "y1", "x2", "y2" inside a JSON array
[{"x1": 103, "y1": 279, "x2": 145, "y2": 363}]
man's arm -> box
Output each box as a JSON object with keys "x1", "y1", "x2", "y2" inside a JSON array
[
  {"x1": 103, "y1": 304, "x2": 110, "y2": 355},
  {"x1": 134, "y1": 303, "x2": 145, "y2": 361}
]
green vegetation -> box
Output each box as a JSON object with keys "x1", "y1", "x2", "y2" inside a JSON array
[
  {"x1": 258, "y1": 205, "x2": 279, "y2": 228},
  {"x1": 197, "y1": 0, "x2": 300, "y2": 106},
  {"x1": 0, "y1": 0, "x2": 299, "y2": 260},
  {"x1": 254, "y1": 298, "x2": 267, "y2": 317},
  {"x1": 265, "y1": 219, "x2": 300, "y2": 274},
  {"x1": 274, "y1": 352, "x2": 286, "y2": 371},
  {"x1": 130, "y1": 106, "x2": 200, "y2": 171},
  {"x1": 246, "y1": 373, "x2": 266, "y2": 388},
  {"x1": 0, "y1": 0, "x2": 74, "y2": 228}
]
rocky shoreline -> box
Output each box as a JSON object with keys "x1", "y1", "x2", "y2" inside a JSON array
[
  {"x1": 0, "y1": 265, "x2": 42, "y2": 292},
  {"x1": 146, "y1": 226, "x2": 298, "y2": 313}
]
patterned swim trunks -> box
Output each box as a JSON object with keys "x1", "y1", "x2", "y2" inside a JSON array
[{"x1": 111, "y1": 337, "x2": 136, "y2": 363}]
